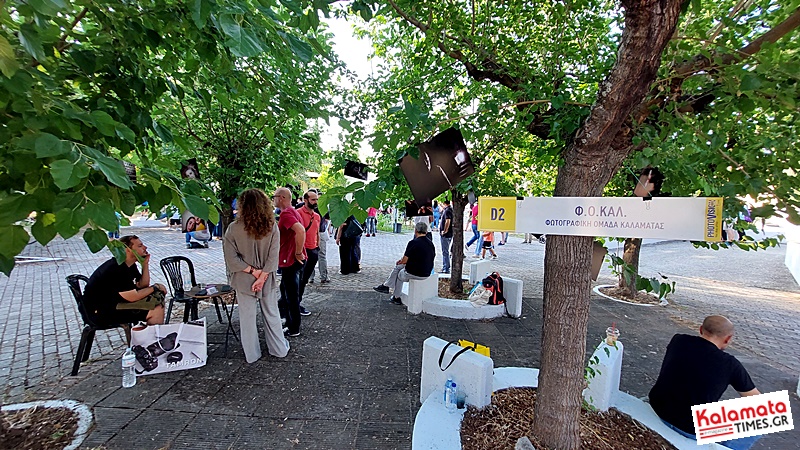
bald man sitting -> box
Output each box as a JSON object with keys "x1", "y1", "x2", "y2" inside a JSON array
[{"x1": 649, "y1": 315, "x2": 762, "y2": 450}]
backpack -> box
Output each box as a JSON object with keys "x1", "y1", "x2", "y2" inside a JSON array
[{"x1": 481, "y1": 272, "x2": 505, "y2": 305}]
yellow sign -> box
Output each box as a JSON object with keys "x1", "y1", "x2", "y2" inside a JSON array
[
  {"x1": 704, "y1": 197, "x2": 723, "y2": 241},
  {"x1": 477, "y1": 197, "x2": 517, "y2": 232}
]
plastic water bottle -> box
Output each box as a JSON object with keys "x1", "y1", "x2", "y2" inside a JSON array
[
  {"x1": 122, "y1": 347, "x2": 136, "y2": 388},
  {"x1": 446, "y1": 382, "x2": 458, "y2": 413},
  {"x1": 444, "y1": 377, "x2": 453, "y2": 402}
]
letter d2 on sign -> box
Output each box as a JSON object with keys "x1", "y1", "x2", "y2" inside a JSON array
[
  {"x1": 477, "y1": 197, "x2": 517, "y2": 232},
  {"x1": 692, "y1": 390, "x2": 794, "y2": 445}
]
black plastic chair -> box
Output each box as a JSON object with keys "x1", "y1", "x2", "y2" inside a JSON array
[
  {"x1": 160, "y1": 256, "x2": 223, "y2": 324},
  {"x1": 66, "y1": 274, "x2": 131, "y2": 376}
]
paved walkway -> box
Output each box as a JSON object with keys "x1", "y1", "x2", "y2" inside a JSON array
[{"x1": 0, "y1": 220, "x2": 798, "y2": 449}]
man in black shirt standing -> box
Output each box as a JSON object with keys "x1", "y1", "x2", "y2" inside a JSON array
[
  {"x1": 649, "y1": 315, "x2": 761, "y2": 449},
  {"x1": 373, "y1": 222, "x2": 435, "y2": 305},
  {"x1": 439, "y1": 200, "x2": 454, "y2": 273},
  {"x1": 83, "y1": 235, "x2": 167, "y2": 327}
]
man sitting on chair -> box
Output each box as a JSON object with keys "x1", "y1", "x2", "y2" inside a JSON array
[
  {"x1": 83, "y1": 235, "x2": 167, "y2": 326},
  {"x1": 373, "y1": 222, "x2": 435, "y2": 305}
]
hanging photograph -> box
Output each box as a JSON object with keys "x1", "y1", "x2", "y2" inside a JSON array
[
  {"x1": 344, "y1": 160, "x2": 369, "y2": 181},
  {"x1": 180, "y1": 158, "x2": 201, "y2": 180},
  {"x1": 400, "y1": 127, "x2": 474, "y2": 205}
]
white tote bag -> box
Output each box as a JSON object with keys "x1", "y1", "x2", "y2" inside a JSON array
[{"x1": 130, "y1": 318, "x2": 207, "y2": 375}]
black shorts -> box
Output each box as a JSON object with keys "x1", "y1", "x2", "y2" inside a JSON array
[
  {"x1": 482, "y1": 241, "x2": 493, "y2": 249},
  {"x1": 169, "y1": 218, "x2": 181, "y2": 225}
]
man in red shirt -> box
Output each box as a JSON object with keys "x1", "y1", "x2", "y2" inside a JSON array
[
  {"x1": 297, "y1": 190, "x2": 320, "y2": 316},
  {"x1": 273, "y1": 187, "x2": 306, "y2": 337},
  {"x1": 465, "y1": 201, "x2": 480, "y2": 253}
]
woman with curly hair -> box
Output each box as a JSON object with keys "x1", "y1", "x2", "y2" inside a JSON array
[{"x1": 223, "y1": 188, "x2": 289, "y2": 362}]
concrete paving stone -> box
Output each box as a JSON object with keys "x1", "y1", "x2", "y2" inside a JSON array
[
  {"x1": 97, "y1": 376, "x2": 178, "y2": 409},
  {"x1": 355, "y1": 421, "x2": 413, "y2": 449},
  {"x1": 171, "y1": 415, "x2": 304, "y2": 450},
  {"x1": 367, "y1": 364, "x2": 412, "y2": 392},
  {"x1": 150, "y1": 377, "x2": 224, "y2": 413},
  {"x1": 277, "y1": 385, "x2": 363, "y2": 421},
  {"x1": 359, "y1": 387, "x2": 414, "y2": 424},
  {"x1": 201, "y1": 382, "x2": 284, "y2": 417},
  {"x1": 79, "y1": 406, "x2": 143, "y2": 449},
  {"x1": 60, "y1": 375, "x2": 120, "y2": 406},
  {"x1": 294, "y1": 419, "x2": 360, "y2": 450},
  {"x1": 105, "y1": 409, "x2": 196, "y2": 449}
]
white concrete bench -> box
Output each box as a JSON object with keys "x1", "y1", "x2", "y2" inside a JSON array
[
  {"x1": 469, "y1": 260, "x2": 492, "y2": 284},
  {"x1": 399, "y1": 275, "x2": 439, "y2": 314},
  {"x1": 413, "y1": 338, "x2": 733, "y2": 450},
  {"x1": 420, "y1": 336, "x2": 493, "y2": 408},
  {"x1": 401, "y1": 273, "x2": 522, "y2": 319}
]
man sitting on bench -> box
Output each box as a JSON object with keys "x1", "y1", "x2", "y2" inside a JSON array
[
  {"x1": 373, "y1": 222, "x2": 435, "y2": 305},
  {"x1": 83, "y1": 235, "x2": 167, "y2": 326},
  {"x1": 649, "y1": 315, "x2": 761, "y2": 450}
]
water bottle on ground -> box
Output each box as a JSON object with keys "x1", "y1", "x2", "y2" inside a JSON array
[
  {"x1": 122, "y1": 347, "x2": 136, "y2": 388},
  {"x1": 444, "y1": 376, "x2": 453, "y2": 402},
  {"x1": 446, "y1": 382, "x2": 458, "y2": 413}
]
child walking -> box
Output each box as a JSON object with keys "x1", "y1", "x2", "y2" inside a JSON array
[{"x1": 481, "y1": 231, "x2": 498, "y2": 260}]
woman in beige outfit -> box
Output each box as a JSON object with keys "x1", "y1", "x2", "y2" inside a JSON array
[{"x1": 223, "y1": 188, "x2": 290, "y2": 363}]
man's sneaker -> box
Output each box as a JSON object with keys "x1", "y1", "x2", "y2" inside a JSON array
[
  {"x1": 389, "y1": 297, "x2": 403, "y2": 305},
  {"x1": 299, "y1": 306, "x2": 311, "y2": 316},
  {"x1": 287, "y1": 331, "x2": 301, "y2": 337},
  {"x1": 320, "y1": 279, "x2": 331, "y2": 284},
  {"x1": 373, "y1": 285, "x2": 390, "y2": 294},
  {"x1": 491, "y1": 255, "x2": 498, "y2": 260}
]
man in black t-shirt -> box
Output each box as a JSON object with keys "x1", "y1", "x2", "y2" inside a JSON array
[
  {"x1": 373, "y1": 222, "x2": 435, "y2": 305},
  {"x1": 649, "y1": 315, "x2": 761, "y2": 449},
  {"x1": 439, "y1": 200, "x2": 454, "y2": 273},
  {"x1": 83, "y1": 235, "x2": 167, "y2": 327}
]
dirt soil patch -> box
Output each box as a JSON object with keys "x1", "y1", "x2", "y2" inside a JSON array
[
  {"x1": 599, "y1": 285, "x2": 661, "y2": 305},
  {"x1": 0, "y1": 406, "x2": 79, "y2": 450},
  {"x1": 461, "y1": 387, "x2": 677, "y2": 450},
  {"x1": 438, "y1": 278, "x2": 471, "y2": 300}
]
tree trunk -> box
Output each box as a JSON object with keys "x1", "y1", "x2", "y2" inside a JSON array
[
  {"x1": 449, "y1": 189, "x2": 468, "y2": 293},
  {"x1": 618, "y1": 237, "x2": 642, "y2": 297},
  {"x1": 532, "y1": 1, "x2": 683, "y2": 448}
]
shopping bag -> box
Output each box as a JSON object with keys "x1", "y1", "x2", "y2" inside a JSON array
[
  {"x1": 438, "y1": 339, "x2": 491, "y2": 371},
  {"x1": 130, "y1": 318, "x2": 207, "y2": 375}
]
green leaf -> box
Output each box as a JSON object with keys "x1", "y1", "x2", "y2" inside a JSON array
[
  {"x1": 35, "y1": 133, "x2": 69, "y2": 158},
  {"x1": 0, "y1": 254, "x2": 14, "y2": 276},
  {"x1": 115, "y1": 124, "x2": 136, "y2": 144},
  {"x1": 108, "y1": 239, "x2": 127, "y2": 264},
  {"x1": 183, "y1": 195, "x2": 210, "y2": 219},
  {"x1": 94, "y1": 155, "x2": 133, "y2": 189},
  {"x1": 0, "y1": 194, "x2": 33, "y2": 225},
  {"x1": 0, "y1": 35, "x2": 20, "y2": 78},
  {"x1": 740, "y1": 74, "x2": 762, "y2": 91},
  {"x1": 90, "y1": 110, "x2": 117, "y2": 136},
  {"x1": 281, "y1": 32, "x2": 313, "y2": 63},
  {"x1": 83, "y1": 228, "x2": 109, "y2": 253},
  {"x1": 152, "y1": 120, "x2": 173, "y2": 142},
  {"x1": 190, "y1": 0, "x2": 213, "y2": 29},
  {"x1": 27, "y1": 0, "x2": 67, "y2": 16},
  {"x1": 85, "y1": 200, "x2": 118, "y2": 230},
  {"x1": 0, "y1": 225, "x2": 30, "y2": 258},
  {"x1": 49, "y1": 158, "x2": 90, "y2": 189},
  {"x1": 31, "y1": 214, "x2": 58, "y2": 246},
  {"x1": 691, "y1": 0, "x2": 702, "y2": 14},
  {"x1": 19, "y1": 23, "x2": 46, "y2": 62}
]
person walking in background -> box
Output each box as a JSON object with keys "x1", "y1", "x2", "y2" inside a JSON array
[
  {"x1": 465, "y1": 201, "x2": 481, "y2": 252},
  {"x1": 498, "y1": 232, "x2": 508, "y2": 245},
  {"x1": 432, "y1": 200, "x2": 440, "y2": 231},
  {"x1": 223, "y1": 188, "x2": 289, "y2": 363},
  {"x1": 313, "y1": 212, "x2": 331, "y2": 284},
  {"x1": 439, "y1": 200, "x2": 453, "y2": 273},
  {"x1": 480, "y1": 230, "x2": 498, "y2": 260},
  {"x1": 296, "y1": 190, "x2": 320, "y2": 316},
  {"x1": 273, "y1": 187, "x2": 306, "y2": 337},
  {"x1": 365, "y1": 207, "x2": 378, "y2": 237},
  {"x1": 336, "y1": 215, "x2": 361, "y2": 275}
]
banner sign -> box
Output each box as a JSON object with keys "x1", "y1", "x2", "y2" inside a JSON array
[
  {"x1": 692, "y1": 390, "x2": 794, "y2": 445},
  {"x1": 477, "y1": 196, "x2": 722, "y2": 241}
]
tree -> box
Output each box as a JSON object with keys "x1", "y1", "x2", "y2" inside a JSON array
[
  {"x1": 0, "y1": 0, "x2": 339, "y2": 274},
  {"x1": 340, "y1": 0, "x2": 800, "y2": 447}
]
